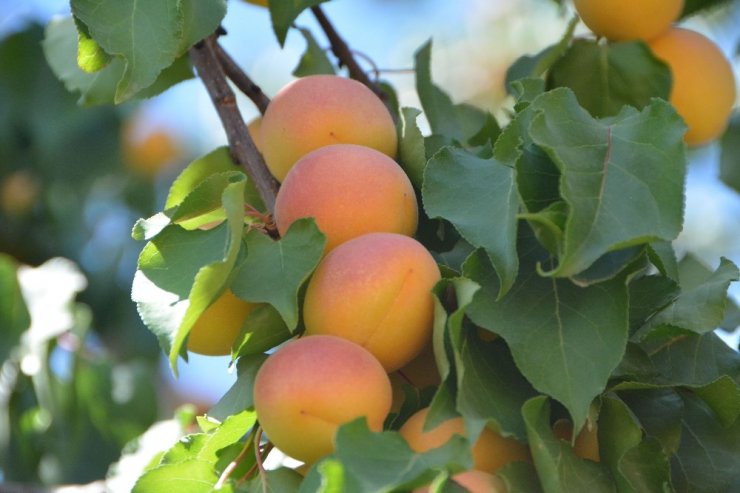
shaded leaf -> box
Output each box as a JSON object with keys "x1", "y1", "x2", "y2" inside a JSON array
[
  {"x1": 0, "y1": 254, "x2": 30, "y2": 362},
  {"x1": 498, "y1": 461, "x2": 544, "y2": 493},
  {"x1": 719, "y1": 114, "x2": 740, "y2": 193},
  {"x1": 268, "y1": 0, "x2": 328, "y2": 47},
  {"x1": 208, "y1": 355, "x2": 267, "y2": 422},
  {"x1": 293, "y1": 27, "x2": 335, "y2": 77},
  {"x1": 398, "y1": 107, "x2": 426, "y2": 189},
  {"x1": 232, "y1": 304, "x2": 292, "y2": 358},
  {"x1": 693, "y1": 376, "x2": 740, "y2": 427}
]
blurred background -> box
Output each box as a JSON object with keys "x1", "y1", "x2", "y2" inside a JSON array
[{"x1": 0, "y1": 0, "x2": 738, "y2": 487}]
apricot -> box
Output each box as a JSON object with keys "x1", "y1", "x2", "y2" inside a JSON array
[
  {"x1": 414, "y1": 470, "x2": 507, "y2": 493},
  {"x1": 303, "y1": 233, "x2": 440, "y2": 371},
  {"x1": 552, "y1": 419, "x2": 600, "y2": 462},
  {"x1": 648, "y1": 27, "x2": 737, "y2": 146},
  {"x1": 244, "y1": 0, "x2": 268, "y2": 6},
  {"x1": 246, "y1": 117, "x2": 264, "y2": 153},
  {"x1": 253, "y1": 335, "x2": 392, "y2": 464},
  {"x1": 122, "y1": 117, "x2": 182, "y2": 177},
  {"x1": 573, "y1": 0, "x2": 683, "y2": 41},
  {"x1": 274, "y1": 144, "x2": 417, "y2": 253},
  {"x1": 187, "y1": 290, "x2": 256, "y2": 356},
  {"x1": 260, "y1": 75, "x2": 397, "y2": 181},
  {"x1": 399, "y1": 407, "x2": 529, "y2": 474}
]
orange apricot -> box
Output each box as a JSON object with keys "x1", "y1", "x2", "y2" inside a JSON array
[
  {"x1": 253, "y1": 335, "x2": 392, "y2": 464},
  {"x1": 187, "y1": 290, "x2": 256, "y2": 356},
  {"x1": 552, "y1": 419, "x2": 600, "y2": 462},
  {"x1": 303, "y1": 233, "x2": 440, "y2": 372},
  {"x1": 573, "y1": 0, "x2": 683, "y2": 41},
  {"x1": 274, "y1": 144, "x2": 417, "y2": 253}
]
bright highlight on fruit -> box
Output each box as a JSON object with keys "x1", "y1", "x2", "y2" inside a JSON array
[
  {"x1": 260, "y1": 75, "x2": 397, "y2": 181},
  {"x1": 187, "y1": 290, "x2": 255, "y2": 356},
  {"x1": 573, "y1": 0, "x2": 684, "y2": 41},
  {"x1": 648, "y1": 27, "x2": 737, "y2": 146},
  {"x1": 253, "y1": 335, "x2": 392, "y2": 464},
  {"x1": 274, "y1": 144, "x2": 418, "y2": 253},
  {"x1": 399, "y1": 407, "x2": 530, "y2": 474},
  {"x1": 303, "y1": 233, "x2": 441, "y2": 372}
]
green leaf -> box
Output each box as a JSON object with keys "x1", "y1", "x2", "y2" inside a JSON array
[
  {"x1": 498, "y1": 461, "x2": 544, "y2": 493},
  {"x1": 694, "y1": 376, "x2": 740, "y2": 428},
  {"x1": 466, "y1": 231, "x2": 629, "y2": 432},
  {"x1": 414, "y1": 41, "x2": 487, "y2": 142},
  {"x1": 74, "y1": 17, "x2": 111, "y2": 73},
  {"x1": 232, "y1": 218, "x2": 326, "y2": 330},
  {"x1": 268, "y1": 0, "x2": 328, "y2": 47},
  {"x1": 681, "y1": 0, "x2": 734, "y2": 18},
  {"x1": 208, "y1": 355, "x2": 267, "y2": 422},
  {"x1": 671, "y1": 391, "x2": 740, "y2": 493},
  {"x1": 529, "y1": 89, "x2": 687, "y2": 278},
  {"x1": 547, "y1": 39, "x2": 671, "y2": 118},
  {"x1": 245, "y1": 467, "x2": 303, "y2": 493},
  {"x1": 398, "y1": 107, "x2": 427, "y2": 189},
  {"x1": 522, "y1": 397, "x2": 616, "y2": 493},
  {"x1": 618, "y1": 389, "x2": 684, "y2": 456},
  {"x1": 179, "y1": 0, "x2": 227, "y2": 54},
  {"x1": 627, "y1": 275, "x2": 679, "y2": 335},
  {"x1": 720, "y1": 114, "x2": 740, "y2": 193},
  {"x1": 423, "y1": 147, "x2": 519, "y2": 298},
  {"x1": 293, "y1": 27, "x2": 335, "y2": 77},
  {"x1": 132, "y1": 460, "x2": 219, "y2": 493},
  {"x1": 232, "y1": 304, "x2": 292, "y2": 358},
  {"x1": 0, "y1": 254, "x2": 30, "y2": 362}
]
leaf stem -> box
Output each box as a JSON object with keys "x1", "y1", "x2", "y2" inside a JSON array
[
  {"x1": 215, "y1": 429, "x2": 257, "y2": 489},
  {"x1": 189, "y1": 36, "x2": 279, "y2": 215},
  {"x1": 213, "y1": 42, "x2": 271, "y2": 115}
]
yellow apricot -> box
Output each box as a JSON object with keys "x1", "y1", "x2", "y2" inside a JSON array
[
  {"x1": 260, "y1": 75, "x2": 397, "y2": 181},
  {"x1": 186, "y1": 290, "x2": 255, "y2": 356},
  {"x1": 648, "y1": 27, "x2": 737, "y2": 146},
  {"x1": 253, "y1": 335, "x2": 392, "y2": 464},
  {"x1": 122, "y1": 121, "x2": 181, "y2": 177},
  {"x1": 399, "y1": 407, "x2": 530, "y2": 474},
  {"x1": 246, "y1": 117, "x2": 263, "y2": 154},
  {"x1": 573, "y1": 0, "x2": 683, "y2": 41},
  {"x1": 303, "y1": 233, "x2": 440, "y2": 372},
  {"x1": 552, "y1": 419, "x2": 600, "y2": 462},
  {"x1": 1, "y1": 170, "x2": 40, "y2": 217},
  {"x1": 414, "y1": 470, "x2": 508, "y2": 493},
  {"x1": 274, "y1": 144, "x2": 417, "y2": 254}
]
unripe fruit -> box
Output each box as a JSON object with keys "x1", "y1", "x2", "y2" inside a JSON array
[
  {"x1": 303, "y1": 233, "x2": 441, "y2": 371},
  {"x1": 260, "y1": 75, "x2": 397, "y2": 181},
  {"x1": 648, "y1": 27, "x2": 737, "y2": 146},
  {"x1": 274, "y1": 144, "x2": 418, "y2": 253},
  {"x1": 552, "y1": 419, "x2": 600, "y2": 462},
  {"x1": 187, "y1": 290, "x2": 255, "y2": 356},
  {"x1": 573, "y1": 0, "x2": 683, "y2": 42},
  {"x1": 399, "y1": 407, "x2": 530, "y2": 474},
  {"x1": 253, "y1": 335, "x2": 392, "y2": 464},
  {"x1": 413, "y1": 470, "x2": 508, "y2": 493}
]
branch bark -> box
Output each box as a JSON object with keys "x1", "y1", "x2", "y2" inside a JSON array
[
  {"x1": 213, "y1": 42, "x2": 271, "y2": 115},
  {"x1": 189, "y1": 36, "x2": 279, "y2": 215}
]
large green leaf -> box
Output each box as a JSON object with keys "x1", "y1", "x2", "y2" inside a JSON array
[
  {"x1": 529, "y1": 89, "x2": 686, "y2": 278},
  {"x1": 547, "y1": 39, "x2": 671, "y2": 118},
  {"x1": 268, "y1": 0, "x2": 328, "y2": 47},
  {"x1": 720, "y1": 114, "x2": 740, "y2": 193},
  {"x1": 179, "y1": 0, "x2": 227, "y2": 54},
  {"x1": 498, "y1": 461, "x2": 544, "y2": 493},
  {"x1": 0, "y1": 255, "x2": 30, "y2": 363},
  {"x1": 465, "y1": 231, "x2": 629, "y2": 432},
  {"x1": 522, "y1": 397, "x2": 615, "y2": 493},
  {"x1": 231, "y1": 218, "x2": 325, "y2": 330},
  {"x1": 398, "y1": 107, "x2": 426, "y2": 189},
  {"x1": 293, "y1": 27, "x2": 335, "y2": 77},
  {"x1": 618, "y1": 389, "x2": 684, "y2": 456},
  {"x1": 423, "y1": 147, "x2": 519, "y2": 298},
  {"x1": 208, "y1": 355, "x2": 267, "y2": 422}
]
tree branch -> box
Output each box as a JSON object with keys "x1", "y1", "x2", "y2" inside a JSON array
[
  {"x1": 189, "y1": 36, "x2": 279, "y2": 216},
  {"x1": 213, "y1": 42, "x2": 271, "y2": 115}
]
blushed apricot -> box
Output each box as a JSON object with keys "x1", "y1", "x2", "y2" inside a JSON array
[
  {"x1": 253, "y1": 335, "x2": 392, "y2": 464},
  {"x1": 303, "y1": 233, "x2": 440, "y2": 371},
  {"x1": 187, "y1": 290, "x2": 256, "y2": 356},
  {"x1": 260, "y1": 75, "x2": 397, "y2": 181},
  {"x1": 399, "y1": 407, "x2": 530, "y2": 474},
  {"x1": 573, "y1": 0, "x2": 683, "y2": 41},
  {"x1": 274, "y1": 144, "x2": 417, "y2": 253}
]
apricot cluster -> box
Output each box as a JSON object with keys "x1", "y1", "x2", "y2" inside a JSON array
[{"x1": 573, "y1": 0, "x2": 736, "y2": 146}]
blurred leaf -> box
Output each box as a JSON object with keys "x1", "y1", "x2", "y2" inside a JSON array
[
  {"x1": 293, "y1": 27, "x2": 335, "y2": 77},
  {"x1": 74, "y1": 17, "x2": 111, "y2": 72},
  {"x1": 466, "y1": 230, "x2": 629, "y2": 432},
  {"x1": 423, "y1": 147, "x2": 519, "y2": 298},
  {"x1": 132, "y1": 460, "x2": 219, "y2": 493},
  {"x1": 0, "y1": 255, "x2": 30, "y2": 362},
  {"x1": 547, "y1": 39, "x2": 671, "y2": 118},
  {"x1": 414, "y1": 41, "x2": 487, "y2": 142},
  {"x1": 245, "y1": 467, "x2": 303, "y2": 493},
  {"x1": 209, "y1": 355, "x2": 267, "y2": 422},
  {"x1": 498, "y1": 461, "x2": 544, "y2": 493},
  {"x1": 231, "y1": 218, "x2": 325, "y2": 330},
  {"x1": 720, "y1": 114, "x2": 740, "y2": 193},
  {"x1": 681, "y1": 0, "x2": 734, "y2": 17},
  {"x1": 268, "y1": 0, "x2": 328, "y2": 47},
  {"x1": 529, "y1": 89, "x2": 686, "y2": 278},
  {"x1": 233, "y1": 304, "x2": 292, "y2": 358},
  {"x1": 522, "y1": 397, "x2": 615, "y2": 493},
  {"x1": 398, "y1": 107, "x2": 426, "y2": 189}
]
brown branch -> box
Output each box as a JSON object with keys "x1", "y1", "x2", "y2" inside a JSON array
[
  {"x1": 189, "y1": 36, "x2": 279, "y2": 216},
  {"x1": 213, "y1": 42, "x2": 271, "y2": 115}
]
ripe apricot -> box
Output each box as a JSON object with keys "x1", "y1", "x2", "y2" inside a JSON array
[
  {"x1": 186, "y1": 290, "x2": 256, "y2": 356},
  {"x1": 274, "y1": 144, "x2": 417, "y2": 253},
  {"x1": 648, "y1": 27, "x2": 737, "y2": 146},
  {"x1": 414, "y1": 470, "x2": 507, "y2": 493},
  {"x1": 253, "y1": 335, "x2": 392, "y2": 464},
  {"x1": 399, "y1": 407, "x2": 529, "y2": 474},
  {"x1": 552, "y1": 419, "x2": 600, "y2": 462},
  {"x1": 303, "y1": 233, "x2": 440, "y2": 371},
  {"x1": 260, "y1": 75, "x2": 397, "y2": 181},
  {"x1": 246, "y1": 117, "x2": 264, "y2": 153},
  {"x1": 573, "y1": 0, "x2": 683, "y2": 41}
]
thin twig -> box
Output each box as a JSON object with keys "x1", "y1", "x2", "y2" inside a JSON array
[
  {"x1": 189, "y1": 36, "x2": 279, "y2": 216},
  {"x1": 215, "y1": 430, "x2": 257, "y2": 489},
  {"x1": 213, "y1": 42, "x2": 271, "y2": 115}
]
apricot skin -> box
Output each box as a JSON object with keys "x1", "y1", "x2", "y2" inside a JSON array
[
  {"x1": 414, "y1": 470, "x2": 507, "y2": 493},
  {"x1": 274, "y1": 144, "x2": 418, "y2": 253},
  {"x1": 573, "y1": 0, "x2": 683, "y2": 42},
  {"x1": 303, "y1": 233, "x2": 441, "y2": 372},
  {"x1": 648, "y1": 28, "x2": 737, "y2": 146},
  {"x1": 260, "y1": 75, "x2": 397, "y2": 181},
  {"x1": 187, "y1": 290, "x2": 255, "y2": 356},
  {"x1": 253, "y1": 335, "x2": 392, "y2": 464},
  {"x1": 399, "y1": 407, "x2": 530, "y2": 474},
  {"x1": 552, "y1": 419, "x2": 600, "y2": 462}
]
